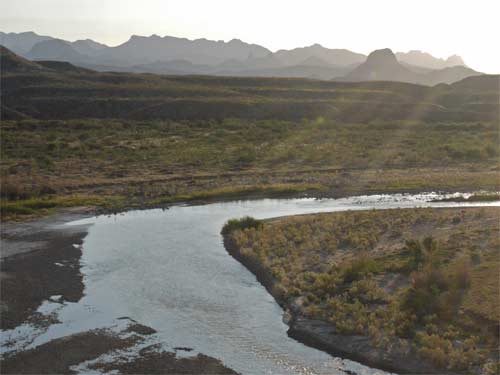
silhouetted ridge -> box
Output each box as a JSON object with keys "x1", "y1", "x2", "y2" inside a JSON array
[
  {"x1": 338, "y1": 48, "x2": 481, "y2": 85},
  {"x1": 365, "y1": 48, "x2": 398, "y2": 65},
  {"x1": 396, "y1": 50, "x2": 467, "y2": 70},
  {"x1": 1, "y1": 45, "x2": 45, "y2": 72},
  {"x1": 340, "y1": 48, "x2": 419, "y2": 83},
  {"x1": 26, "y1": 39, "x2": 85, "y2": 62},
  {"x1": 1, "y1": 31, "x2": 487, "y2": 84},
  {"x1": 1, "y1": 46, "x2": 94, "y2": 74}
]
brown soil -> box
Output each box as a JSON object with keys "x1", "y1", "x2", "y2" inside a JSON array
[
  {"x1": 1, "y1": 325, "x2": 237, "y2": 374},
  {"x1": 90, "y1": 343, "x2": 238, "y2": 374}
]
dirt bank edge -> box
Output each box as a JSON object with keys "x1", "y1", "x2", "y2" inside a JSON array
[{"x1": 222, "y1": 234, "x2": 460, "y2": 375}]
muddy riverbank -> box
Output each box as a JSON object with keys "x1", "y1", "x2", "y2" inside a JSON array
[
  {"x1": 1, "y1": 207, "x2": 93, "y2": 329},
  {"x1": 2, "y1": 317, "x2": 237, "y2": 374},
  {"x1": 0, "y1": 207, "x2": 237, "y2": 374}
]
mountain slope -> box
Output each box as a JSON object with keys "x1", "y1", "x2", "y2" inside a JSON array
[
  {"x1": 1, "y1": 47, "x2": 496, "y2": 125},
  {"x1": 0, "y1": 31, "x2": 53, "y2": 55},
  {"x1": 451, "y1": 74, "x2": 500, "y2": 91},
  {"x1": 36, "y1": 60, "x2": 94, "y2": 74},
  {"x1": 1, "y1": 46, "x2": 93, "y2": 76},
  {"x1": 71, "y1": 39, "x2": 108, "y2": 56},
  {"x1": 0, "y1": 45, "x2": 46, "y2": 72},
  {"x1": 215, "y1": 64, "x2": 351, "y2": 80},
  {"x1": 422, "y1": 65, "x2": 481, "y2": 85},
  {"x1": 26, "y1": 39, "x2": 87, "y2": 63}
]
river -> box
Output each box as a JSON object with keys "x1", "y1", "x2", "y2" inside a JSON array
[{"x1": 2, "y1": 193, "x2": 498, "y2": 374}]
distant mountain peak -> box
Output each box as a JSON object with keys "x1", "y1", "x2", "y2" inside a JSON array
[
  {"x1": 26, "y1": 38, "x2": 85, "y2": 62},
  {"x1": 2, "y1": 31, "x2": 481, "y2": 85},
  {"x1": 340, "y1": 48, "x2": 419, "y2": 83},
  {"x1": 340, "y1": 47, "x2": 480, "y2": 85},
  {"x1": 0, "y1": 30, "x2": 54, "y2": 55},
  {"x1": 446, "y1": 54, "x2": 465, "y2": 66},
  {"x1": 395, "y1": 50, "x2": 466, "y2": 69},
  {"x1": 365, "y1": 48, "x2": 397, "y2": 64},
  {"x1": 99, "y1": 33, "x2": 271, "y2": 66}
]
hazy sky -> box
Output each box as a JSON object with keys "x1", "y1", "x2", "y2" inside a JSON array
[{"x1": 1, "y1": 0, "x2": 499, "y2": 73}]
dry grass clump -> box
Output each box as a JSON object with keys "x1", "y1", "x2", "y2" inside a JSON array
[{"x1": 227, "y1": 207, "x2": 499, "y2": 373}]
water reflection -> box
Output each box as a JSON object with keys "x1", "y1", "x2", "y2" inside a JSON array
[{"x1": 4, "y1": 193, "x2": 499, "y2": 374}]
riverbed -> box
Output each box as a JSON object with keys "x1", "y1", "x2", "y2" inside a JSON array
[{"x1": 1, "y1": 193, "x2": 498, "y2": 374}]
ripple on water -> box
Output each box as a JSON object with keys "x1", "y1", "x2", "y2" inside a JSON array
[{"x1": 4, "y1": 193, "x2": 498, "y2": 374}]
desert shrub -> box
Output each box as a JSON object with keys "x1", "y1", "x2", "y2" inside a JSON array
[
  {"x1": 0, "y1": 180, "x2": 30, "y2": 200},
  {"x1": 403, "y1": 255, "x2": 473, "y2": 321},
  {"x1": 417, "y1": 332, "x2": 485, "y2": 370},
  {"x1": 0, "y1": 202, "x2": 34, "y2": 215},
  {"x1": 348, "y1": 279, "x2": 386, "y2": 303},
  {"x1": 406, "y1": 239, "x2": 424, "y2": 270},
  {"x1": 234, "y1": 146, "x2": 257, "y2": 166},
  {"x1": 422, "y1": 236, "x2": 437, "y2": 253},
  {"x1": 402, "y1": 266, "x2": 449, "y2": 318},
  {"x1": 454, "y1": 259, "x2": 472, "y2": 289},
  {"x1": 416, "y1": 333, "x2": 451, "y2": 367},
  {"x1": 405, "y1": 237, "x2": 439, "y2": 271},
  {"x1": 221, "y1": 216, "x2": 262, "y2": 235},
  {"x1": 227, "y1": 207, "x2": 498, "y2": 373},
  {"x1": 341, "y1": 256, "x2": 382, "y2": 282},
  {"x1": 0, "y1": 198, "x2": 57, "y2": 215}
]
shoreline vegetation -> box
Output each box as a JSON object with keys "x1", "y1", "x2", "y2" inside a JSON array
[
  {"x1": 2, "y1": 58, "x2": 499, "y2": 221},
  {"x1": 0, "y1": 183, "x2": 326, "y2": 220},
  {"x1": 222, "y1": 208, "x2": 499, "y2": 374},
  {"x1": 2, "y1": 184, "x2": 499, "y2": 221},
  {"x1": 2, "y1": 170, "x2": 499, "y2": 221}
]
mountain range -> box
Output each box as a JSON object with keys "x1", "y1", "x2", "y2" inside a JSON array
[{"x1": 0, "y1": 31, "x2": 482, "y2": 85}]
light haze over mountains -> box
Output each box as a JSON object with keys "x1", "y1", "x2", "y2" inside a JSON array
[{"x1": 0, "y1": 31, "x2": 481, "y2": 85}]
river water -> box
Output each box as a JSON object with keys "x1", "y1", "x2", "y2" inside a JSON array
[{"x1": 2, "y1": 193, "x2": 499, "y2": 374}]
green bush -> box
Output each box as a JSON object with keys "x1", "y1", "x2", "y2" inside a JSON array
[
  {"x1": 221, "y1": 216, "x2": 262, "y2": 235},
  {"x1": 341, "y1": 257, "x2": 382, "y2": 282},
  {"x1": 406, "y1": 239, "x2": 424, "y2": 270}
]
